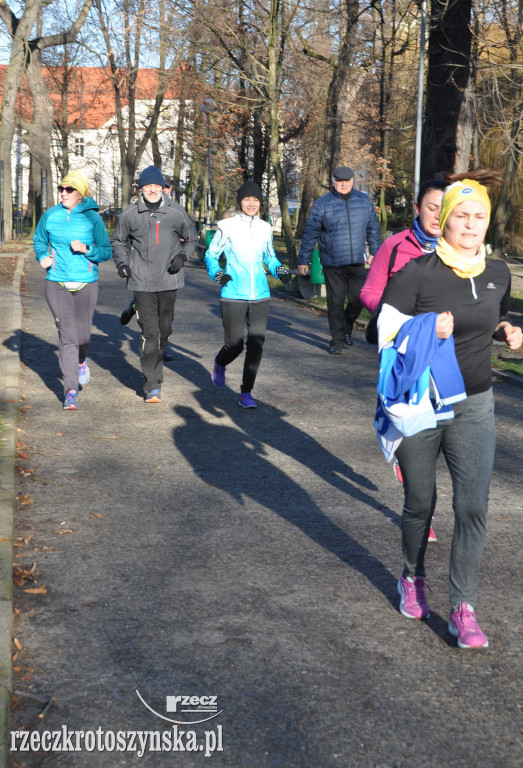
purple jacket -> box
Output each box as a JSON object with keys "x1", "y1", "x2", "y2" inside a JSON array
[{"x1": 360, "y1": 228, "x2": 424, "y2": 314}]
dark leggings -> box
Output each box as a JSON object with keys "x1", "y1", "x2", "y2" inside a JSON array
[
  {"x1": 45, "y1": 280, "x2": 98, "y2": 394},
  {"x1": 216, "y1": 300, "x2": 271, "y2": 393}
]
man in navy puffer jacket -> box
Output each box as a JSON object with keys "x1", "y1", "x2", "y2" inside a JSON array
[{"x1": 298, "y1": 166, "x2": 381, "y2": 354}]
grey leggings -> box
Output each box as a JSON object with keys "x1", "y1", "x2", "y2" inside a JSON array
[
  {"x1": 395, "y1": 389, "x2": 495, "y2": 608},
  {"x1": 45, "y1": 280, "x2": 99, "y2": 394}
]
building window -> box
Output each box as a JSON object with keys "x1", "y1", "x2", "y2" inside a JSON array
[{"x1": 74, "y1": 137, "x2": 84, "y2": 157}]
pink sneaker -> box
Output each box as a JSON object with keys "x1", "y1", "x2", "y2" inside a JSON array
[
  {"x1": 428, "y1": 526, "x2": 437, "y2": 542},
  {"x1": 397, "y1": 572, "x2": 430, "y2": 619},
  {"x1": 449, "y1": 602, "x2": 488, "y2": 649}
]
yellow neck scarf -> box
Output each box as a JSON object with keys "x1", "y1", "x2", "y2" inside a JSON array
[{"x1": 436, "y1": 237, "x2": 486, "y2": 278}]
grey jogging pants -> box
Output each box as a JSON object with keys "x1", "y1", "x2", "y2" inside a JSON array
[
  {"x1": 45, "y1": 280, "x2": 99, "y2": 395},
  {"x1": 395, "y1": 389, "x2": 496, "y2": 609}
]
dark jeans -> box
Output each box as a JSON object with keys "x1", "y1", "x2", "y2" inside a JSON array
[
  {"x1": 323, "y1": 264, "x2": 367, "y2": 347},
  {"x1": 395, "y1": 389, "x2": 495, "y2": 608},
  {"x1": 216, "y1": 300, "x2": 271, "y2": 393},
  {"x1": 134, "y1": 290, "x2": 177, "y2": 392},
  {"x1": 45, "y1": 280, "x2": 99, "y2": 394}
]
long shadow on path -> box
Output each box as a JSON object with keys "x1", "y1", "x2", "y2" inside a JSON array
[{"x1": 173, "y1": 403, "x2": 451, "y2": 642}]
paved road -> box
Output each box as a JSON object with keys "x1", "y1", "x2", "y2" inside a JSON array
[{"x1": 9, "y1": 254, "x2": 523, "y2": 767}]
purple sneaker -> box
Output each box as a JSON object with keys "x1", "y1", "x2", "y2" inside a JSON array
[
  {"x1": 449, "y1": 602, "x2": 488, "y2": 649},
  {"x1": 63, "y1": 389, "x2": 79, "y2": 410},
  {"x1": 238, "y1": 392, "x2": 257, "y2": 409},
  {"x1": 212, "y1": 357, "x2": 226, "y2": 387},
  {"x1": 397, "y1": 571, "x2": 430, "y2": 619}
]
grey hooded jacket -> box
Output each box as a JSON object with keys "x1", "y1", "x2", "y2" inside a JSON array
[{"x1": 111, "y1": 194, "x2": 197, "y2": 292}]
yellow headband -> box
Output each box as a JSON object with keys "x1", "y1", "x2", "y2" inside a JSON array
[
  {"x1": 439, "y1": 180, "x2": 491, "y2": 232},
  {"x1": 61, "y1": 170, "x2": 89, "y2": 198}
]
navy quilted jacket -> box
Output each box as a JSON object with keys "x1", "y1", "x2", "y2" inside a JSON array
[{"x1": 298, "y1": 187, "x2": 381, "y2": 267}]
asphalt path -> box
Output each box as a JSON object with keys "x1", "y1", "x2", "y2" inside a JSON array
[{"x1": 9, "y1": 254, "x2": 523, "y2": 767}]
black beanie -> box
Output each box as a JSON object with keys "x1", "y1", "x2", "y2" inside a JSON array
[{"x1": 237, "y1": 181, "x2": 263, "y2": 206}]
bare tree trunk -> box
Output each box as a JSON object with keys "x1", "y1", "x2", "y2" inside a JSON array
[
  {"x1": 296, "y1": 128, "x2": 322, "y2": 238},
  {"x1": 23, "y1": 46, "x2": 55, "y2": 222},
  {"x1": 491, "y1": 0, "x2": 523, "y2": 258},
  {"x1": 319, "y1": 0, "x2": 359, "y2": 190},
  {"x1": 173, "y1": 96, "x2": 186, "y2": 202},
  {"x1": 0, "y1": 5, "x2": 41, "y2": 240},
  {"x1": 151, "y1": 131, "x2": 162, "y2": 169},
  {"x1": 422, "y1": 0, "x2": 472, "y2": 176},
  {"x1": 268, "y1": 0, "x2": 296, "y2": 265},
  {"x1": 0, "y1": 0, "x2": 94, "y2": 239}
]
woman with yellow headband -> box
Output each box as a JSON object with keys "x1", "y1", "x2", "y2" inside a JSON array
[
  {"x1": 380, "y1": 169, "x2": 522, "y2": 649},
  {"x1": 34, "y1": 170, "x2": 112, "y2": 410}
]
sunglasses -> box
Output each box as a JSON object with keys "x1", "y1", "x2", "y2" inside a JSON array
[{"x1": 58, "y1": 186, "x2": 76, "y2": 194}]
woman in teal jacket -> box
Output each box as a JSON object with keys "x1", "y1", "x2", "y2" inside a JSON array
[
  {"x1": 33, "y1": 170, "x2": 112, "y2": 409},
  {"x1": 205, "y1": 181, "x2": 290, "y2": 408}
]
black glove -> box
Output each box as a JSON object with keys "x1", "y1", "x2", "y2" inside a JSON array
[
  {"x1": 167, "y1": 252, "x2": 186, "y2": 275},
  {"x1": 215, "y1": 270, "x2": 232, "y2": 286},
  {"x1": 276, "y1": 265, "x2": 291, "y2": 284},
  {"x1": 118, "y1": 264, "x2": 132, "y2": 279}
]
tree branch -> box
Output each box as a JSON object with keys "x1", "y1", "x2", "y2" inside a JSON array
[{"x1": 29, "y1": 0, "x2": 95, "y2": 51}]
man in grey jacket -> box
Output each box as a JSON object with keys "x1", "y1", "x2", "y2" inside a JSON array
[{"x1": 111, "y1": 166, "x2": 197, "y2": 402}]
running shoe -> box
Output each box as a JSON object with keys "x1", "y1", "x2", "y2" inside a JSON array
[
  {"x1": 120, "y1": 301, "x2": 136, "y2": 326},
  {"x1": 449, "y1": 602, "x2": 488, "y2": 649},
  {"x1": 144, "y1": 389, "x2": 161, "y2": 403},
  {"x1": 212, "y1": 358, "x2": 226, "y2": 387},
  {"x1": 397, "y1": 571, "x2": 430, "y2": 619},
  {"x1": 238, "y1": 392, "x2": 257, "y2": 408},
  {"x1": 78, "y1": 360, "x2": 90, "y2": 386},
  {"x1": 428, "y1": 526, "x2": 437, "y2": 543},
  {"x1": 328, "y1": 343, "x2": 342, "y2": 355},
  {"x1": 343, "y1": 334, "x2": 353, "y2": 347},
  {"x1": 63, "y1": 389, "x2": 79, "y2": 410}
]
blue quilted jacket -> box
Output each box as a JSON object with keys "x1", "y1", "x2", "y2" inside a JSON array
[{"x1": 298, "y1": 187, "x2": 381, "y2": 267}]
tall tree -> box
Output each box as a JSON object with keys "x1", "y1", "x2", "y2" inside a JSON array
[
  {"x1": 0, "y1": 0, "x2": 94, "y2": 238},
  {"x1": 94, "y1": 0, "x2": 191, "y2": 205},
  {"x1": 422, "y1": 0, "x2": 473, "y2": 176},
  {"x1": 489, "y1": 0, "x2": 523, "y2": 256}
]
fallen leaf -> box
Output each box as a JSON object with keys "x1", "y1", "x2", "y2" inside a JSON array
[
  {"x1": 16, "y1": 494, "x2": 33, "y2": 506},
  {"x1": 24, "y1": 586, "x2": 47, "y2": 594},
  {"x1": 0, "y1": 536, "x2": 12, "y2": 543},
  {"x1": 55, "y1": 529, "x2": 73, "y2": 535},
  {"x1": 55, "y1": 432, "x2": 64, "y2": 437},
  {"x1": 16, "y1": 452, "x2": 30, "y2": 460},
  {"x1": 13, "y1": 638, "x2": 22, "y2": 652},
  {"x1": 92, "y1": 513, "x2": 104, "y2": 519}
]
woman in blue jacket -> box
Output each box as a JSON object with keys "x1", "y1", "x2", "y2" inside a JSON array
[
  {"x1": 205, "y1": 181, "x2": 290, "y2": 408},
  {"x1": 34, "y1": 170, "x2": 112, "y2": 409}
]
